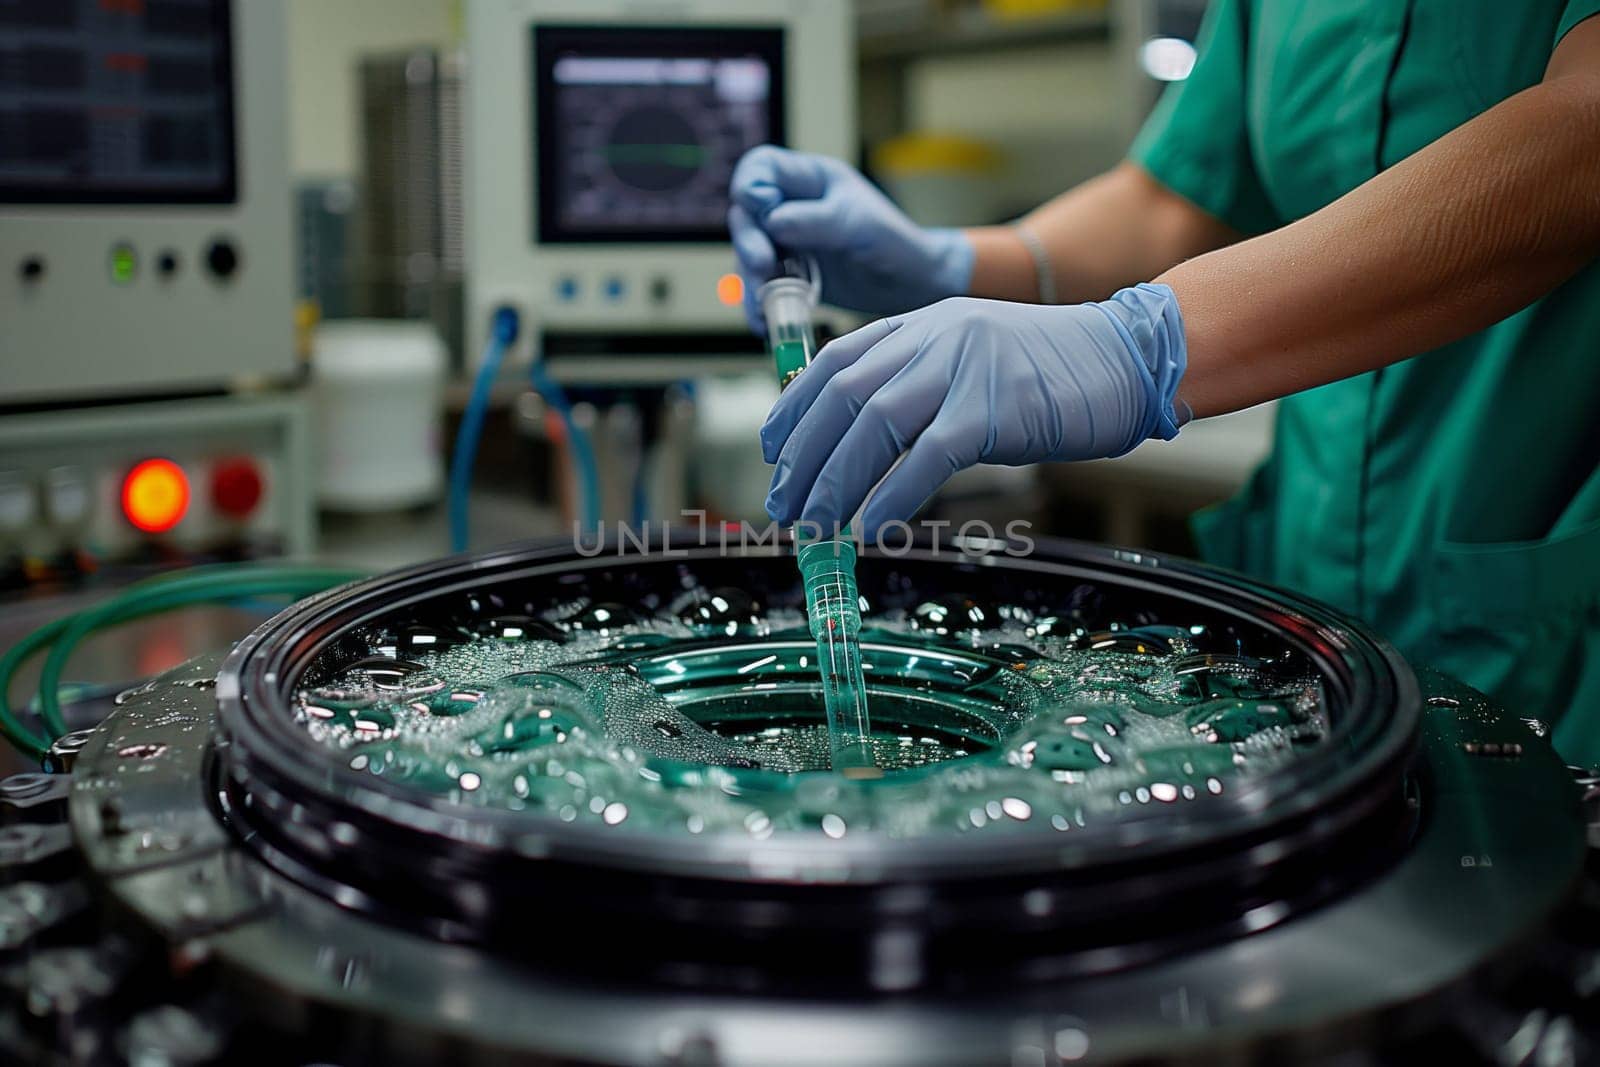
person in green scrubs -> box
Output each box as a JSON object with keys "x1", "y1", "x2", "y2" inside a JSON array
[{"x1": 729, "y1": 4, "x2": 1600, "y2": 762}]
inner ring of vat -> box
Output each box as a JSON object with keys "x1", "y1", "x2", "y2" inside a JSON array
[
  {"x1": 218, "y1": 536, "x2": 1422, "y2": 857},
  {"x1": 218, "y1": 538, "x2": 1419, "y2": 867}
]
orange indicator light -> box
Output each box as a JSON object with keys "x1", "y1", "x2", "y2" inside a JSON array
[
  {"x1": 122, "y1": 458, "x2": 190, "y2": 533},
  {"x1": 716, "y1": 272, "x2": 744, "y2": 306}
]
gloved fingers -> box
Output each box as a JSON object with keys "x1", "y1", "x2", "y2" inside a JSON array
[
  {"x1": 796, "y1": 367, "x2": 944, "y2": 528},
  {"x1": 762, "y1": 197, "x2": 853, "y2": 251},
  {"x1": 728, "y1": 203, "x2": 775, "y2": 334},
  {"x1": 766, "y1": 324, "x2": 924, "y2": 522},
  {"x1": 729, "y1": 202, "x2": 776, "y2": 278},
  {"x1": 760, "y1": 317, "x2": 899, "y2": 464},
  {"x1": 730, "y1": 145, "x2": 830, "y2": 217},
  {"x1": 858, "y1": 411, "x2": 983, "y2": 535}
]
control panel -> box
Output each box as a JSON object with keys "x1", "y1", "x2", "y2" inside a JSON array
[
  {"x1": 465, "y1": 0, "x2": 854, "y2": 381},
  {"x1": 0, "y1": 394, "x2": 313, "y2": 587},
  {"x1": 0, "y1": 0, "x2": 295, "y2": 404}
]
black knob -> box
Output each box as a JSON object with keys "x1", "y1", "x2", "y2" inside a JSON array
[
  {"x1": 205, "y1": 239, "x2": 239, "y2": 280},
  {"x1": 157, "y1": 250, "x2": 179, "y2": 277},
  {"x1": 19, "y1": 257, "x2": 44, "y2": 282}
]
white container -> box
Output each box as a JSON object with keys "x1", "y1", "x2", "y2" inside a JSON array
[{"x1": 311, "y1": 320, "x2": 446, "y2": 512}]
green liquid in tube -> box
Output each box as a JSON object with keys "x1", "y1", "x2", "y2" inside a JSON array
[{"x1": 772, "y1": 338, "x2": 810, "y2": 389}]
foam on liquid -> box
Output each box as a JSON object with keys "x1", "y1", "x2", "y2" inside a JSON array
[{"x1": 295, "y1": 590, "x2": 1327, "y2": 839}]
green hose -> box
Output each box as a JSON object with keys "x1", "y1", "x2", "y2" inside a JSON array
[
  {"x1": 0, "y1": 617, "x2": 71, "y2": 758},
  {"x1": 0, "y1": 564, "x2": 365, "y2": 763}
]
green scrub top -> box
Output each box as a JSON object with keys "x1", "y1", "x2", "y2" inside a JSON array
[{"x1": 1130, "y1": 0, "x2": 1600, "y2": 763}]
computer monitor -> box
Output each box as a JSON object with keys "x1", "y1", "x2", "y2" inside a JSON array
[
  {"x1": 534, "y1": 25, "x2": 786, "y2": 244},
  {"x1": 0, "y1": 0, "x2": 236, "y2": 205}
]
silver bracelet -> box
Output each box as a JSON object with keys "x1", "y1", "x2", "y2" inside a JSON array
[{"x1": 1014, "y1": 223, "x2": 1057, "y2": 305}]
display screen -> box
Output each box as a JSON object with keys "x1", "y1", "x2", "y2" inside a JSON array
[
  {"x1": 0, "y1": 0, "x2": 236, "y2": 204},
  {"x1": 533, "y1": 25, "x2": 785, "y2": 243}
]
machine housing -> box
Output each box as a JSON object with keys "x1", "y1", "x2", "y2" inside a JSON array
[
  {"x1": 0, "y1": 0, "x2": 296, "y2": 405},
  {"x1": 464, "y1": 0, "x2": 855, "y2": 380}
]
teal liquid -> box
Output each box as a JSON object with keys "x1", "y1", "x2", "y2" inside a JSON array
[
  {"x1": 798, "y1": 539, "x2": 876, "y2": 775},
  {"x1": 769, "y1": 322, "x2": 814, "y2": 390},
  {"x1": 294, "y1": 595, "x2": 1328, "y2": 839}
]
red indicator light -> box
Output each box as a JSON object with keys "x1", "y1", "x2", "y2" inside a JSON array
[
  {"x1": 210, "y1": 458, "x2": 263, "y2": 519},
  {"x1": 122, "y1": 458, "x2": 189, "y2": 533}
]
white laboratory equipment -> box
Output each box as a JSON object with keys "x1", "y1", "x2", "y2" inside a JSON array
[
  {"x1": 0, "y1": 0, "x2": 296, "y2": 404},
  {"x1": 464, "y1": 0, "x2": 856, "y2": 383},
  {"x1": 0, "y1": 1, "x2": 310, "y2": 574}
]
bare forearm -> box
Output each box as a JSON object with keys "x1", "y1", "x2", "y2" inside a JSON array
[
  {"x1": 967, "y1": 161, "x2": 1241, "y2": 303},
  {"x1": 1166, "y1": 70, "x2": 1600, "y2": 418}
]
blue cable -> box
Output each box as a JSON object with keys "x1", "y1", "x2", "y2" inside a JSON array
[
  {"x1": 529, "y1": 363, "x2": 602, "y2": 531},
  {"x1": 449, "y1": 307, "x2": 519, "y2": 553}
]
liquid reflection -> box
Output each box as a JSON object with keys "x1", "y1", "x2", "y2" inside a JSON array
[{"x1": 294, "y1": 595, "x2": 1325, "y2": 839}]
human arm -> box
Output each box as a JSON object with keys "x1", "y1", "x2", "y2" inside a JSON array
[
  {"x1": 964, "y1": 161, "x2": 1242, "y2": 303},
  {"x1": 727, "y1": 152, "x2": 1238, "y2": 327},
  {"x1": 762, "y1": 18, "x2": 1600, "y2": 530},
  {"x1": 1170, "y1": 16, "x2": 1600, "y2": 417}
]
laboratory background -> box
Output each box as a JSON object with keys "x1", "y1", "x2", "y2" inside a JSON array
[{"x1": 0, "y1": 1, "x2": 1597, "y2": 1064}]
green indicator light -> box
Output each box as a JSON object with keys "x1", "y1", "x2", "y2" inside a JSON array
[{"x1": 109, "y1": 244, "x2": 137, "y2": 285}]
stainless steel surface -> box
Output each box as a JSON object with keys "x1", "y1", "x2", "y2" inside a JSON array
[
  {"x1": 0, "y1": 596, "x2": 271, "y2": 777},
  {"x1": 316, "y1": 488, "x2": 564, "y2": 572}
]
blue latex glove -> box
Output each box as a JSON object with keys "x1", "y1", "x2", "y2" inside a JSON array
[
  {"x1": 762, "y1": 283, "x2": 1190, "y2": 535},
  {"x1": 727, "y1": 145, "x2": 974, "y2": 331}
]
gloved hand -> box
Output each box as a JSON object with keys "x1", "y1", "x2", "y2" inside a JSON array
[
  {"x1": 761, "y1": 283, "x2": 1191, "y2": 535},
  {"x1": 728, "y1": 145, "x2": 974, "y2": 332}
]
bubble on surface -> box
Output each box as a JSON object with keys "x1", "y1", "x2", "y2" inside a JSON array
[
  {"x1": 293, "y1": 594, "x2": 1328, "y2": 839},
  {"x1": 909, "y1": 594, "x2": 1000, "y2": 635},
  {"x1": 677, "y1": 587, "x2": 764, "y2": 636},
  {"x1": 559, "y1": 602, "x2": 635, "y2": 635}
]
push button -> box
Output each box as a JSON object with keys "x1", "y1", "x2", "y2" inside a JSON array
[
  {"x1": 205, "y1": 238, "x2": 239, "y2": 280},
  {"x1": 0, "y1": 472, "x2": 37, "y2": 534},
  {"x1": 44, "y1": 467, "x2": 91, "y2": 527},
  {"x1": 210, "y1": 458, "x2": 264, "y2": 520}
]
